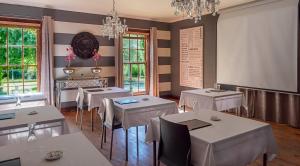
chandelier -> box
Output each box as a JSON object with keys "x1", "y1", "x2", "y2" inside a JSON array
[
  {"x1": 101, "y1": 0, "x2": 128, "y2": 39},
  {"x1": 171, "y1": 0, "x2": 220, "y2": 23}
]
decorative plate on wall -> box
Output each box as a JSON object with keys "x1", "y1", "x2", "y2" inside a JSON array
[{"x1": 71, "y1": 32, "x2": 99, "y2": 59}]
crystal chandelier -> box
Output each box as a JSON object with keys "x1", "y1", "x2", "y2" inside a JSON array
[
  {"x1": 101, "y1": 0, "x2": 128, "y2": 39},
  {"x1": 171, "y1": 0, "x2": 220, "y2": 23}
]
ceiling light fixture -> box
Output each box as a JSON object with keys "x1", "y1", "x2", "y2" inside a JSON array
[
  {"x1": 171, "y1": 0, "x2": 220, "y2": 23},
  {"x1": 101, "y1": 0, "x2": 128, "y2": 39}
]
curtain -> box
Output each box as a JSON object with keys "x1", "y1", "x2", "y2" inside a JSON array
[
  {"x1": 237, "y1": 87, "x2": 300, "y2": 128},
  {"x1": 40, "y1": 16, "x2": 55, "y2": 105},
  {"x1": 115, "y1": 37, "x2": 123, "y2": 87},
  {"x1": 149, "y1": 27, "x2": 159, "y2": 96}
]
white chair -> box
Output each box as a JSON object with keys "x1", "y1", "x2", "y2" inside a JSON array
[
  {"x1": 75, "y1": 87, "x2": 90, "y2": 130},
  {"x1": 100, "y1": 98, "x2": 139, "y2": 160}
]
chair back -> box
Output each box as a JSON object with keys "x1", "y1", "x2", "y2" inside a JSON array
[
  {"x1": 158, "y1": 118, "x2": 191, "y2": 166},
  {"x1": 76, "y1": 87, "x2": 84, "y2": 109},
  {"x1": 103, "y1": 98, "x2": 115, "y2": 128}
]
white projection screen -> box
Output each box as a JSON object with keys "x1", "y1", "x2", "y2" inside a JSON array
[{"x1": 217, "y1": 0, "x2": 298, "y2": 92}]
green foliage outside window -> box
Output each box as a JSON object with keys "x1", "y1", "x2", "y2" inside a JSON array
[
  {"x1": 122, "y1": 33, "x2": 147, "y2": 93},
  {"x1": 0, "y1": 26, "x2": 38, "y2": 95}
]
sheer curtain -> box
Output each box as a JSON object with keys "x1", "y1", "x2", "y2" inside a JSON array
[
  {"x1": 40, "y1": 16, "x2": 55, "y2": 105},
  {"x1": 149, "y1": 27, "x2": 159, "y2": 96},
  {"x1": 115, "y1": 37, "x2": 122, "y2": 87}
]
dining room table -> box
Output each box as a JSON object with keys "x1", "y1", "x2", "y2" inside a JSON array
[
  {"x1": 179, "y1": 88, "x2": 243, "y2": 113},
  {"x1": 146, "y1": 110, "x2": 277, "y2": 166},
  {"x1": 84, "y1": 87, "x2": 132, "y2": 112},
  {"x1": 83, "y1": 87, "x2": 132, "y2": 131},
  {"x1": 0, "y1": 132, "x2": 113, "y2": 166},
  {"x1": 0, "y1": 105, "x2": 66, "y2": 137},
  {"x1": 113, "y1": 95, "x2": 178, "y2": 161},
  {"x1": 0, "y1": 93, "x2": 47, "y2": 111}
]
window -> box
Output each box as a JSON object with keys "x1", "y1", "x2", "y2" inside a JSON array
[
  {"x1": 0, "y1": 20, "x2": 41, "y2": 95},
  {"x1": 122, "y1": 32, "x2": 149, "y2": 94}
]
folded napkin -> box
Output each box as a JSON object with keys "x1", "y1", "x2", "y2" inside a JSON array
[
  {"x1": 115, "y1": 99, "x2": 138, "y2": 105},
  {"x1": 0, "y1": 96, "x2": 15, "y2": 100},
  {"x1": 86, "y1": 89, "x2": 104, "y2": 92},
  {"x1": 0, "y1": 158, "x2": 21, "y2": 166},
  {"x1": 0, "y1": 113, "x2": 16, "y2": 120}
]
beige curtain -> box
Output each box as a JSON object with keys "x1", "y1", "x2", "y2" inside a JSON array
[
  {"x1": 115, "y1": 36, "x2": 123, "y2": 87},
  {"x1": 149, "y1": 27, "x2": 159, "y2": 96},
  {"x1": 40, "y1": 16, "x2": 55, "y2": 105},
  {"x1": 238, "y1": 87, "x2": 300, "y2": 128}
]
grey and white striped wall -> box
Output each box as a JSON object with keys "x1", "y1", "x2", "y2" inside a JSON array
[{"x1": 0, "y1": 3, "x2": 172, "y2": 106}]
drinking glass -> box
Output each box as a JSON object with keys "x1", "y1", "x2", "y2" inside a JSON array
[{"x1": 27, "y1": 123, "x2": 37, "y2": 142}]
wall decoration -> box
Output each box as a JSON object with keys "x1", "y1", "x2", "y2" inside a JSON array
[
  {"x1": 63, "y1": 47, "x2": 76, "y2": 79},
  {"x1": 71, "y1": 32, "x2": 99, "y2": 59},
  {"x1": 180, "y1": 26, "x2": 204, "y2": 88}
]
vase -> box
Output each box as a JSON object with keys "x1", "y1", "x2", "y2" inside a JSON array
[{"x1": 63, "y1": 67, "x2": 75, "y2": 80}]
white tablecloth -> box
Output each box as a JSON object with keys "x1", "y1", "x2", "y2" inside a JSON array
[
  {"x1": 0, "y1": 93, "x2": 46, "y2": 105},
  {"x1": 146, "y1": 111, "x2": 277, "y2": 166},
  {"x1": 0, "y1": 132, "x2": 112, "y2": 166},
  {"x1": 113, "y1": 95, "x2": 178, "y2": 129},
  {"x1": 84, "y1": 87, "x2": 132, "y2": 112},
  {"x1": 0, "y1": 105, "x2": 64, "y2": 131},
  {"x1": 179, "y1": 88, "x2": 243, "y2": 111}
]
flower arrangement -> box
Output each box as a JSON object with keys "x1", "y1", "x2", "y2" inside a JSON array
[
  {"x1": 91, "y1": 49, "x2": 102, "y2": 75},
  {"x1": 92, "y1": 49, "x2": 101, "y2": 67},
  {"x1": 64, "y1": 47, "x2": 76, "y2": 67}
]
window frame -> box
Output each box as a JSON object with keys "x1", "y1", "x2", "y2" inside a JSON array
[
  {"x1": 122, "y1": 30, "x2": 150, "y2": 95},
  {"x1": 0, "y1": 17, "x2": 42, "y2": 95}
]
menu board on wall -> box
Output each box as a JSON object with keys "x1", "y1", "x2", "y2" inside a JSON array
[{"x1": 180, "y1": 26, "x2": 204, "y2": 88}]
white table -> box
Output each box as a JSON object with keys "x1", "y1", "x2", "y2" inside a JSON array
[
  {"x1": 113, "y1": 95, "x2": 178, "y2": 161},
  {"x1": 0, "y1": 105, "x2": 65, "y2": 136},
  {"x1": 84, "y1": 87, "x2": 132, "y2": 112},
  {"x1": 0, "y1": 94, "x2": 47, "y2": 111},
  {"x1": 0, "y1": 132, "x2": 113, "y2": 166},
  {"x1": 146, "y1": 111, "x2": 277, "y2": 166},
  {"x1": 83, "y1": 87, "x2": 131, "y2": 131},
  {"x1": 179, "y1": 88, "x2": 243, "y2": 112}
]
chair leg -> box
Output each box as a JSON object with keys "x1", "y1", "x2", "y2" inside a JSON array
[
  {"x1": 75, "y1": 107, "x2": 79, "y2": 124},
  {"x1": 136, "y1": 126, "x2": 139, "y2": 156},
  {"x1": 100, "y1": 125, "x2": 105, "y2": 149},
  {"x1": 80, "y1": 109, "x2": 84, "y2": 130},
  {"x1": 104, "y1": 127, "x2": 107, "y2": 143},
  {"x1": 109, "y1": 129, "x2": 114, "y2": 160}
]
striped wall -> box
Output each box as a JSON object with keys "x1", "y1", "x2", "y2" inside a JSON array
[
  {"x1": 157, "y1": 30, "x2": 172, "y2": 96},
  {"x1": 0, "y1": 3, "x2": 172, "y2": 105},
  {"x1": 53, "y1": 21, "x2": 116, "y2": 82}
]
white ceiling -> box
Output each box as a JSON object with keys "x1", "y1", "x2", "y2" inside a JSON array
[{"x1": 0, "y1": 0, "x2": 256, "y2": 22}]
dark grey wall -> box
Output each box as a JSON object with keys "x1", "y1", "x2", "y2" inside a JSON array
[{"x1": 170, "y1": 15, "x2": 219, "y2": 97}]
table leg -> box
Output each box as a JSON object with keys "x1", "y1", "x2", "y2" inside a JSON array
[
  {"x1": 91, "y1": 109, "x2": 94, "y2": 132},
  {"x1": 153, "y1": 141, "x2": 156, "y2": 166},
  {"x1": 61, "y1": 120, "x2": 65, "y2": 135},
  {"x1": 183, "y1": 105, "x2": 186, "y2": 112},
  {"x1": 125, "y1": 129, "x2": 128, "y2": 161},
  {"x1": 263, "y1": 153, "x2": 268, "y2": 166}
]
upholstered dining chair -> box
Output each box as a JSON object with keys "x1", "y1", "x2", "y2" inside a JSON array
[
  {"x1": 158, "y1": 118, "x2": 192, "y2": 166},
  {"x1": 100, "y1": 98, "x2": 139, "y2": 160}
]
